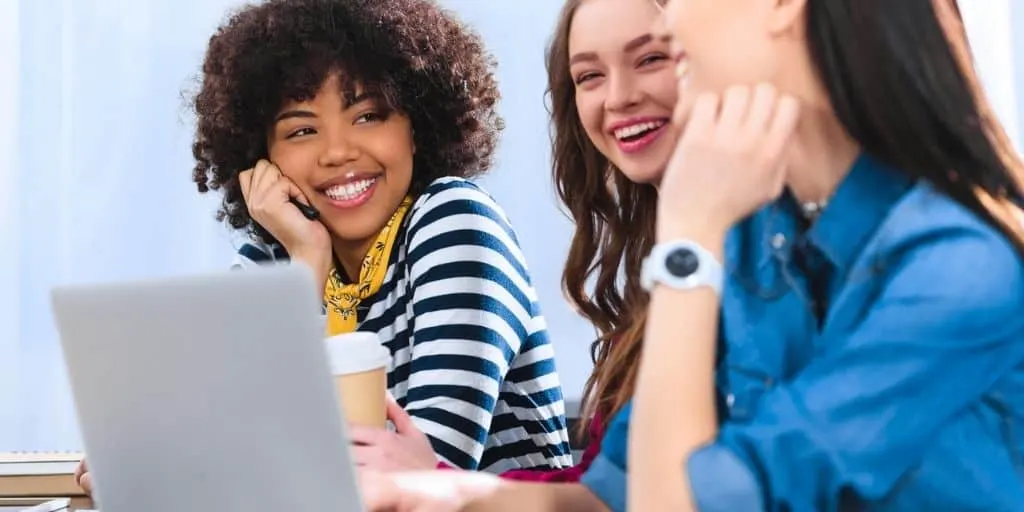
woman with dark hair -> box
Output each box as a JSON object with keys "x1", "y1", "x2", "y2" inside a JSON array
[
  {"x1": 359, "y1": 0, "x2": 1024, "y2": 510},
  {"x1": 74, "y1": 0, "x2": 574, "y2": 492}
]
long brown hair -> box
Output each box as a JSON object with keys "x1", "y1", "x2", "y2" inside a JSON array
[{"x1": 546, "y1": 0, "x2": 659, "y2": 435}]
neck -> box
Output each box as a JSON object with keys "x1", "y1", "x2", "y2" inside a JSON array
[
  {"x1": 784, "y1": 102, "x2": 860, "y2": 205},
  {"x1": 331, "y1": 236, "x2": 374, "y2": 283}
]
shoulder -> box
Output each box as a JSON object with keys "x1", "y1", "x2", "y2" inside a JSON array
[
  {"x1": 868, "y1": 183, "x2": 1024, "y2": 324},
  {"x1": 406, "y1": 176, "x2": 518, "y2": 239},
  {"x1": 231, "y1": 240, "x2": 289, "y2": 268}
]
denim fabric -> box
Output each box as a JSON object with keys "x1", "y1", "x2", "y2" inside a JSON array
[{"x1": 581, "y1": 154, "x2": 1024, "y2": 511}]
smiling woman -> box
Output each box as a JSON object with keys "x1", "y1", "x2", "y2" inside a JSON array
[
  {"x1": 201, "y1": 0, "x2": 572, "y2": 474},
  {"x1": 70, "y1": 0, "x2": 573, "y2": 484}
]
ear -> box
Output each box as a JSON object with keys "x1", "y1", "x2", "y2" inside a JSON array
[{"x1": 765, "y1": 0, "x2": 808, "y2": 35}]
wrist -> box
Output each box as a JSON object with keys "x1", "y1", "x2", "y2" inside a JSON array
[
  {"x1": 656, "y1": 221, "x2": 728, "y2": 254},
  {"x1": 289, "y1": 247, "x2": 332, "y2": 290}
]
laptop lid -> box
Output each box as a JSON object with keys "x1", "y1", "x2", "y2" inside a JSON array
[{"x1": 51, "y1": 265, "x2": 363, "y2": 512}]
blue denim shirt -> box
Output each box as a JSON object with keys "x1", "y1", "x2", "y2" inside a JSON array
[{"x1": 580, "y1": 154, "x2": 1024, "y2": 511}]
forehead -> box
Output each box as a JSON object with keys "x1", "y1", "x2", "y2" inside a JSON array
[{"x1": 568, "y1": 0, "x2": 662, "y2": 57}]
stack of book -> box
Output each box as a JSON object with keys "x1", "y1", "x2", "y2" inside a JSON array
[{"x1": 0, "y1": 452, "x2": 92, "y2": 511}]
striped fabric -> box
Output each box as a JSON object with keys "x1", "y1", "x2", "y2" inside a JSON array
[{"x1": 233, "y1": 177, "x2": 573, "y2": 472}]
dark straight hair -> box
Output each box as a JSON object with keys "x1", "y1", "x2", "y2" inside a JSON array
[{"x1": 805, "y1": 0, "x2": 1024, "y2": 250}]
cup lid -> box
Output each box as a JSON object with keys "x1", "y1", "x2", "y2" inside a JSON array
[{"x1": 324, "y1": 331, "x2": 391, "y2": 375}]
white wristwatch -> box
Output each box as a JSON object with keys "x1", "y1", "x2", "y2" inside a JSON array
[{"x1": 641, "y1": 240, "x2": 724, "y2": 294}]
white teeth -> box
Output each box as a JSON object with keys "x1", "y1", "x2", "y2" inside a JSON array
[
  {"x1": 325, "y1": 178, "x2": 375, "y2": 201},
  {"x1": 614, "y1": 120, "x2": 667, "y2": 141}
]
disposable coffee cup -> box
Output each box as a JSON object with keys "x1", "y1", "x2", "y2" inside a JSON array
[{"x1": 324, "y1": 332, "x2": 391, "y2": 428}]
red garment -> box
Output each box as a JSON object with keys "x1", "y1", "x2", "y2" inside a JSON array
[{"x1": 435, "y1": 411, "x2": 605, "y2": 483}]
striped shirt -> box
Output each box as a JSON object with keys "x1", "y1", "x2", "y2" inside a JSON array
[{"x1": 233, "y1": 177, "x2": 573, "y2": 472}]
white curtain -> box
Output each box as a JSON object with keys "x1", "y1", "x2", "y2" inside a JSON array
[{"x1": 2, "y1": 0, "x2": 1021, "y2": 451}]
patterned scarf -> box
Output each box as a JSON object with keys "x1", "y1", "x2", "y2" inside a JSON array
[{"x1": 323, "y1": 196, "x2": 413, "y2": 335}]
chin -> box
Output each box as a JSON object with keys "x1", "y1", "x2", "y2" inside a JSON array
[{"x1": 615, "y1": 163, "x2": 665, "y2": 187}]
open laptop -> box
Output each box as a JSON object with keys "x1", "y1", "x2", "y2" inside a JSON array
[{"x1": 51, "y1": 264, "x2": 364, "y2": 512}]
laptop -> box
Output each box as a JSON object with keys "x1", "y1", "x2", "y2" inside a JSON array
[{"x1": 51, "y1": 264, "x2": 364, "y2": 512}]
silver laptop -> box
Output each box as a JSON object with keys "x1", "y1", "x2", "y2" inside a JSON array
[{"x1": 51, "y1": 264, "x2": 363, "y2": 512}]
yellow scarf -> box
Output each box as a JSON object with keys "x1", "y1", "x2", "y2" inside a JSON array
[{"x1": 324, "y1": 196, "x2": 413, "y2": 335}]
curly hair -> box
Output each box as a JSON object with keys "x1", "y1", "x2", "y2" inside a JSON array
[{"x1": 190, "y1": 0, "x2": 503, "y2": 241}]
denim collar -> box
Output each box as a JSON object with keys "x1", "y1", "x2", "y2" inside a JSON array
[{"x1": 803, "y1": 153, "x2": 914, "y2": 274}]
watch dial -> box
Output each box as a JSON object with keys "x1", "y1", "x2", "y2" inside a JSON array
[{"x1": 666, "y1": 249, "x2": 699, "y2": 277}]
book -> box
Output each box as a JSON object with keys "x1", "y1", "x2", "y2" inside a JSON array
[{"x1": 0, "y1": 452, "x2": 86, "y2": 499}]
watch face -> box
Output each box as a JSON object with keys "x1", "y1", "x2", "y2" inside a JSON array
[{"x1": 666, "y1": 248, "x2": 699, "y2": 278}]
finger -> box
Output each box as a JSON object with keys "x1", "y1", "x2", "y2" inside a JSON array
[
  {"x1": 760, "y1": 95, "x2": 801, "y2": 167},
  {"x1": 741, "y1": 83, "x2": 780, "y2": 138},
  {"x1": 715, "y1": 85, "x2": 751, "y2": 139},
  {"x1": 80, "y1": 471, "x2": 93, "y2": 494},
  {"x1": 351, "y1": 445, "x2": 386, "y2": 469},
  {"x1": 349, "y1": 424, "x2": 390, "y2": 446},
  {"x1": 679, "y1": 92, "x2": 720, "y2": 145},
  {"x1": 385, "y1": 394, "x2": 418, "y2": 434},
  {"x1": 281, "y1": 176, "x2": 313, "y2": 207},
  {"x1": 74, "y1": 459, "x2": 87, "y2": 484},
  {"x1": 671, "y1": 79, "x2": 698, "y2": 128},
  {"x1": 358, "y1": 471, "x2": 400, "y2": 511},
  {"x1": 249, "y1": 159, "x2": 279, "y2": 197}
]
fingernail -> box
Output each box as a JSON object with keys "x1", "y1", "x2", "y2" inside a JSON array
[{"x1": 675, "y1": 60, "x2": 689, "y2": 78}]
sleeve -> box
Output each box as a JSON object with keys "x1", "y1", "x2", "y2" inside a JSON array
[
  {"x1": 580, "y1": 404, "x2": 631, "y2": 512},
  {"x1": 497, "y1": 411, "x2": 607, "y2": 482},
  {"x1": 403, "y1": 180, "x2": 542, "y2": 470},
  {"x1": 687, "y1": 226, "x2": 1024, "y2": 511},
  {"x1": 230, "y1": 241, "x2": 288, "y2": 269}
]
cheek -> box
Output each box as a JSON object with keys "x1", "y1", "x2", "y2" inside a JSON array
[
  {"x1": 575, "y1": 94, "x2": 607, "y2": 150},
  {"x1": 268, "y1": 143, "x2": 315, "y2": 180}
]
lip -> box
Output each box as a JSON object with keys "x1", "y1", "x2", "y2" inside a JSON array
[
  {"x1": 607, "y1": 116, "x2": 671, "y2": 155},
  {"x1": 315, "y1": 172, "x2": 382, "y2": 210},
  {"x1": 315, "y1": 171, "x2": 383, "y2": 192}
]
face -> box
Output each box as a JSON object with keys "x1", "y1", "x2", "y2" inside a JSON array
[
  {"x1": 658, "y1": 0, "x2": 798, "y2": 97},
  {"x1": 268, "y1": 73, "x2": 414, "y2": 246},
  {"x1": 568, "y1": 0, "x2": 678, "y2": 185}
]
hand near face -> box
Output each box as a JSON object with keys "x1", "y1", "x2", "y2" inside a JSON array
[
  {"x1": 658, "y1": 83, "x2": 801, "y2": 241},
  {"x1": 239, "y1": 159, "x2": 333, "y2": 281},
  {"x1": 350, "y1": 395, "x2": 438, "y2": 472}
]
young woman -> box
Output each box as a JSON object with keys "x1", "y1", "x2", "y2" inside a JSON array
[
  {"x1": 360, "y1": 0, "x2": 1024, "y2": 510},
  {"x1": 74, "y1": 0, "x2": 573, "y2": 492},
  {"x1": 488, "y1": 0, "x2": 678, "y2": 483}
]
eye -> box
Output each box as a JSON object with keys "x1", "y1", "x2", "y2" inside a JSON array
[
  {"x1": 286, "y1": 127, "x2": 316, "y2": 139},
  {"x1": 355, "y1": 111, "x2": 389, "y2": 124},
  {"x1": 575, "y1": 71, "x2": 602, "y2": 85},
  {"x1": 638, "y1": 53, "x2": 668, "y2": 67}
]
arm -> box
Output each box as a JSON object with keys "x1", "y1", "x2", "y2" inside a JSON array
[
  {"x1": 463, "y1": 483, "x2": 608, "y2": 512},
  {"x1": 634, "y1": 225, "x2": 1024, "y2": 511},
  {"x1": 404, "y1": 181, "x2": 544, "y2": 469}
]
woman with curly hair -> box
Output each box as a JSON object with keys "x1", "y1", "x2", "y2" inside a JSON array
[{"x1": 73, "y1": 0, "x2": 573, "y2": 491}]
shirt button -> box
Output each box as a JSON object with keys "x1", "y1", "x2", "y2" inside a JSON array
[
  {"x1": 726, "y1": 393, "x2": 736, "y2": 408},
  {"x1": 771, "y1": 233, "x2": 787, "y2": 249}
]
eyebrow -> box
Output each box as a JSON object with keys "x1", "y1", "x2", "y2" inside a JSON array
[
  {"x1": 568, "y1": 34, "x2": 657, "y2": 66},
  {"x1": 273, "y1": 92, "x2": 378, "y2": 124}
]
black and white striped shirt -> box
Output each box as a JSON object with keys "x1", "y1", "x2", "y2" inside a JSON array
[{"x1": 233, "y1": 177, "x2": 573, "y2": 472}]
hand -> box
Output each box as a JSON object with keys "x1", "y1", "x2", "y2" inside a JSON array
[
  {"x1": 239, "y1": 160, "x2": 332, "y2": 281},
  {"x1": 359, "y1": 470, "x2": 500, "y2": 512},
  {"x1": 350, "y1": 395, "x2": 438, "y2": 472},
  {"x1": 658, "y1": 83, "x2": 801, "y2": 242},
  {"x1": 74, "y1": 459, "x2": 93, "y2": 495}
]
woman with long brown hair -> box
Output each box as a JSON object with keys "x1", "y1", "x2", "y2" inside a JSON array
[{"x1": 440, "y1": 0, "x2": 677, "y2": 483}]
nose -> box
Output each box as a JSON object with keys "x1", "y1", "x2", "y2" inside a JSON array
[
  {"x1": 317, "y1": 126, "x2": 360, "y2": 168},
  {"x1": 606, "y1": 71, "x2": 641, "y2": 112}
]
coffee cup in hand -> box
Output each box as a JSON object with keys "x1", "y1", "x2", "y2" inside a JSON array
[{"x1": 324, "y1": 332, "x2": 390, "y2": 428}]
